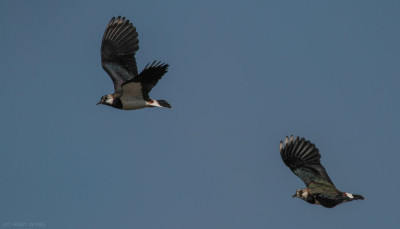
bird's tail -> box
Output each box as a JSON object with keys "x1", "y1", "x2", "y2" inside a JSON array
[
  {"x1": 353, "y1": 194, "x2": 365, "y2": 200},
  {"x1": 156, "y1": 100, "x2": 172, "y2": 108},
  {"x1": 344, "y1": 193, "x2": 365, "y2": 200},
  {"x1": 147, "y1": 99, "x2": 172, "y2": 108}
]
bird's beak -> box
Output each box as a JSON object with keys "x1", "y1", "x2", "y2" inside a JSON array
[
  {"x1": 292, "y1": 193, "x2": 297, "y2": 198},
  {"x1": 96, "y1": 101, "x2": 102, "y2": 105}
]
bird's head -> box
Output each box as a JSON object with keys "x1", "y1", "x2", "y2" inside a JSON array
[
  {"x1": 293, "y1": 188, "x2": 308, "y2": 200},
  {"x1": 97, "y1": 94, "x2": 114, "y2": 106}
]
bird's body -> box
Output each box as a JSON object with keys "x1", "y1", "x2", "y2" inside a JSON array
[
  {"x1": 296, "y1": 183, "x2": 364, "y2": 208},
  {"x1": 97, "y1": 16, "x2": 171, "y2": 110},
  {"x1": 120, "y1": 98, "x2": 147, "y2": 110},
  {"x1": 280, "y1": 136, "x2": 364, "y2": 208}
]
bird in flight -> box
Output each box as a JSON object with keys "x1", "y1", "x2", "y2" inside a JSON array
[
  {"x1": 280, "y1": 135, "x2": 364, "y2": 208},
  {"x1": 97, "y1": 16, "x2": 171, "y2": 110}
]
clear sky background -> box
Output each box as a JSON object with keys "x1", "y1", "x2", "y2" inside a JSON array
[{"x1": 1, "y1": 1, "x2": 399, "y2": 228}]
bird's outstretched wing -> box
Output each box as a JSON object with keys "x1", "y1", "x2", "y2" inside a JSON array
[
  {"x1": 101, "y1": 16, "x2": 139, "y2": 94},
  {"x1": 123, "y1": 61, "x2": 169, "y2": 100},
  {"x1": 280, "y1": 136, "x2": 335, "y2": 188}
]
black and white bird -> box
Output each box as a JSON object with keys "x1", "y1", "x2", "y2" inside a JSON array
[
  {"x1": 97, "y1": 16, "x2": 171, "y2": 110},
  {"x1": 280, "y1": 135, "x2": 364, "y2": 208}
]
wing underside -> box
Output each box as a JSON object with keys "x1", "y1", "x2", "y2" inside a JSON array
[
  {"x1": 280, "y1": 136, "x2": 335, "y2": 188},
  {"x1": 101, "y1": 16, "x2": 139, "y2": 94}
]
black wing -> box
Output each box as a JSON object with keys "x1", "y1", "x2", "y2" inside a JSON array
[
  {"x1": 123, "y1": 61, "x2": 169, "y2": 100},
  {"x1": 280, "y1": 136, "x2": 335, "y2": 188},
  {"x1": 101, "y1": 16, "x2": 139, "y2": 94}
]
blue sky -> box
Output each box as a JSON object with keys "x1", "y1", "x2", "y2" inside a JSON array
[{"x1": 1, "y1": 1, "x2": 399, "y2": 228}]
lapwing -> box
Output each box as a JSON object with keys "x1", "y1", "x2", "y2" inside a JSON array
[
  {"x1": 280, "y1": 135, "x2": 364, "y2": 208},
  {"x1": 97, "y1": 16, "x2": 171, "y2": 110}
]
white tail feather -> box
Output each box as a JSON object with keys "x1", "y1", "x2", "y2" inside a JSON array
[{"x1": 345, "y1": 193, "x2": 354, "y2": 199}]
